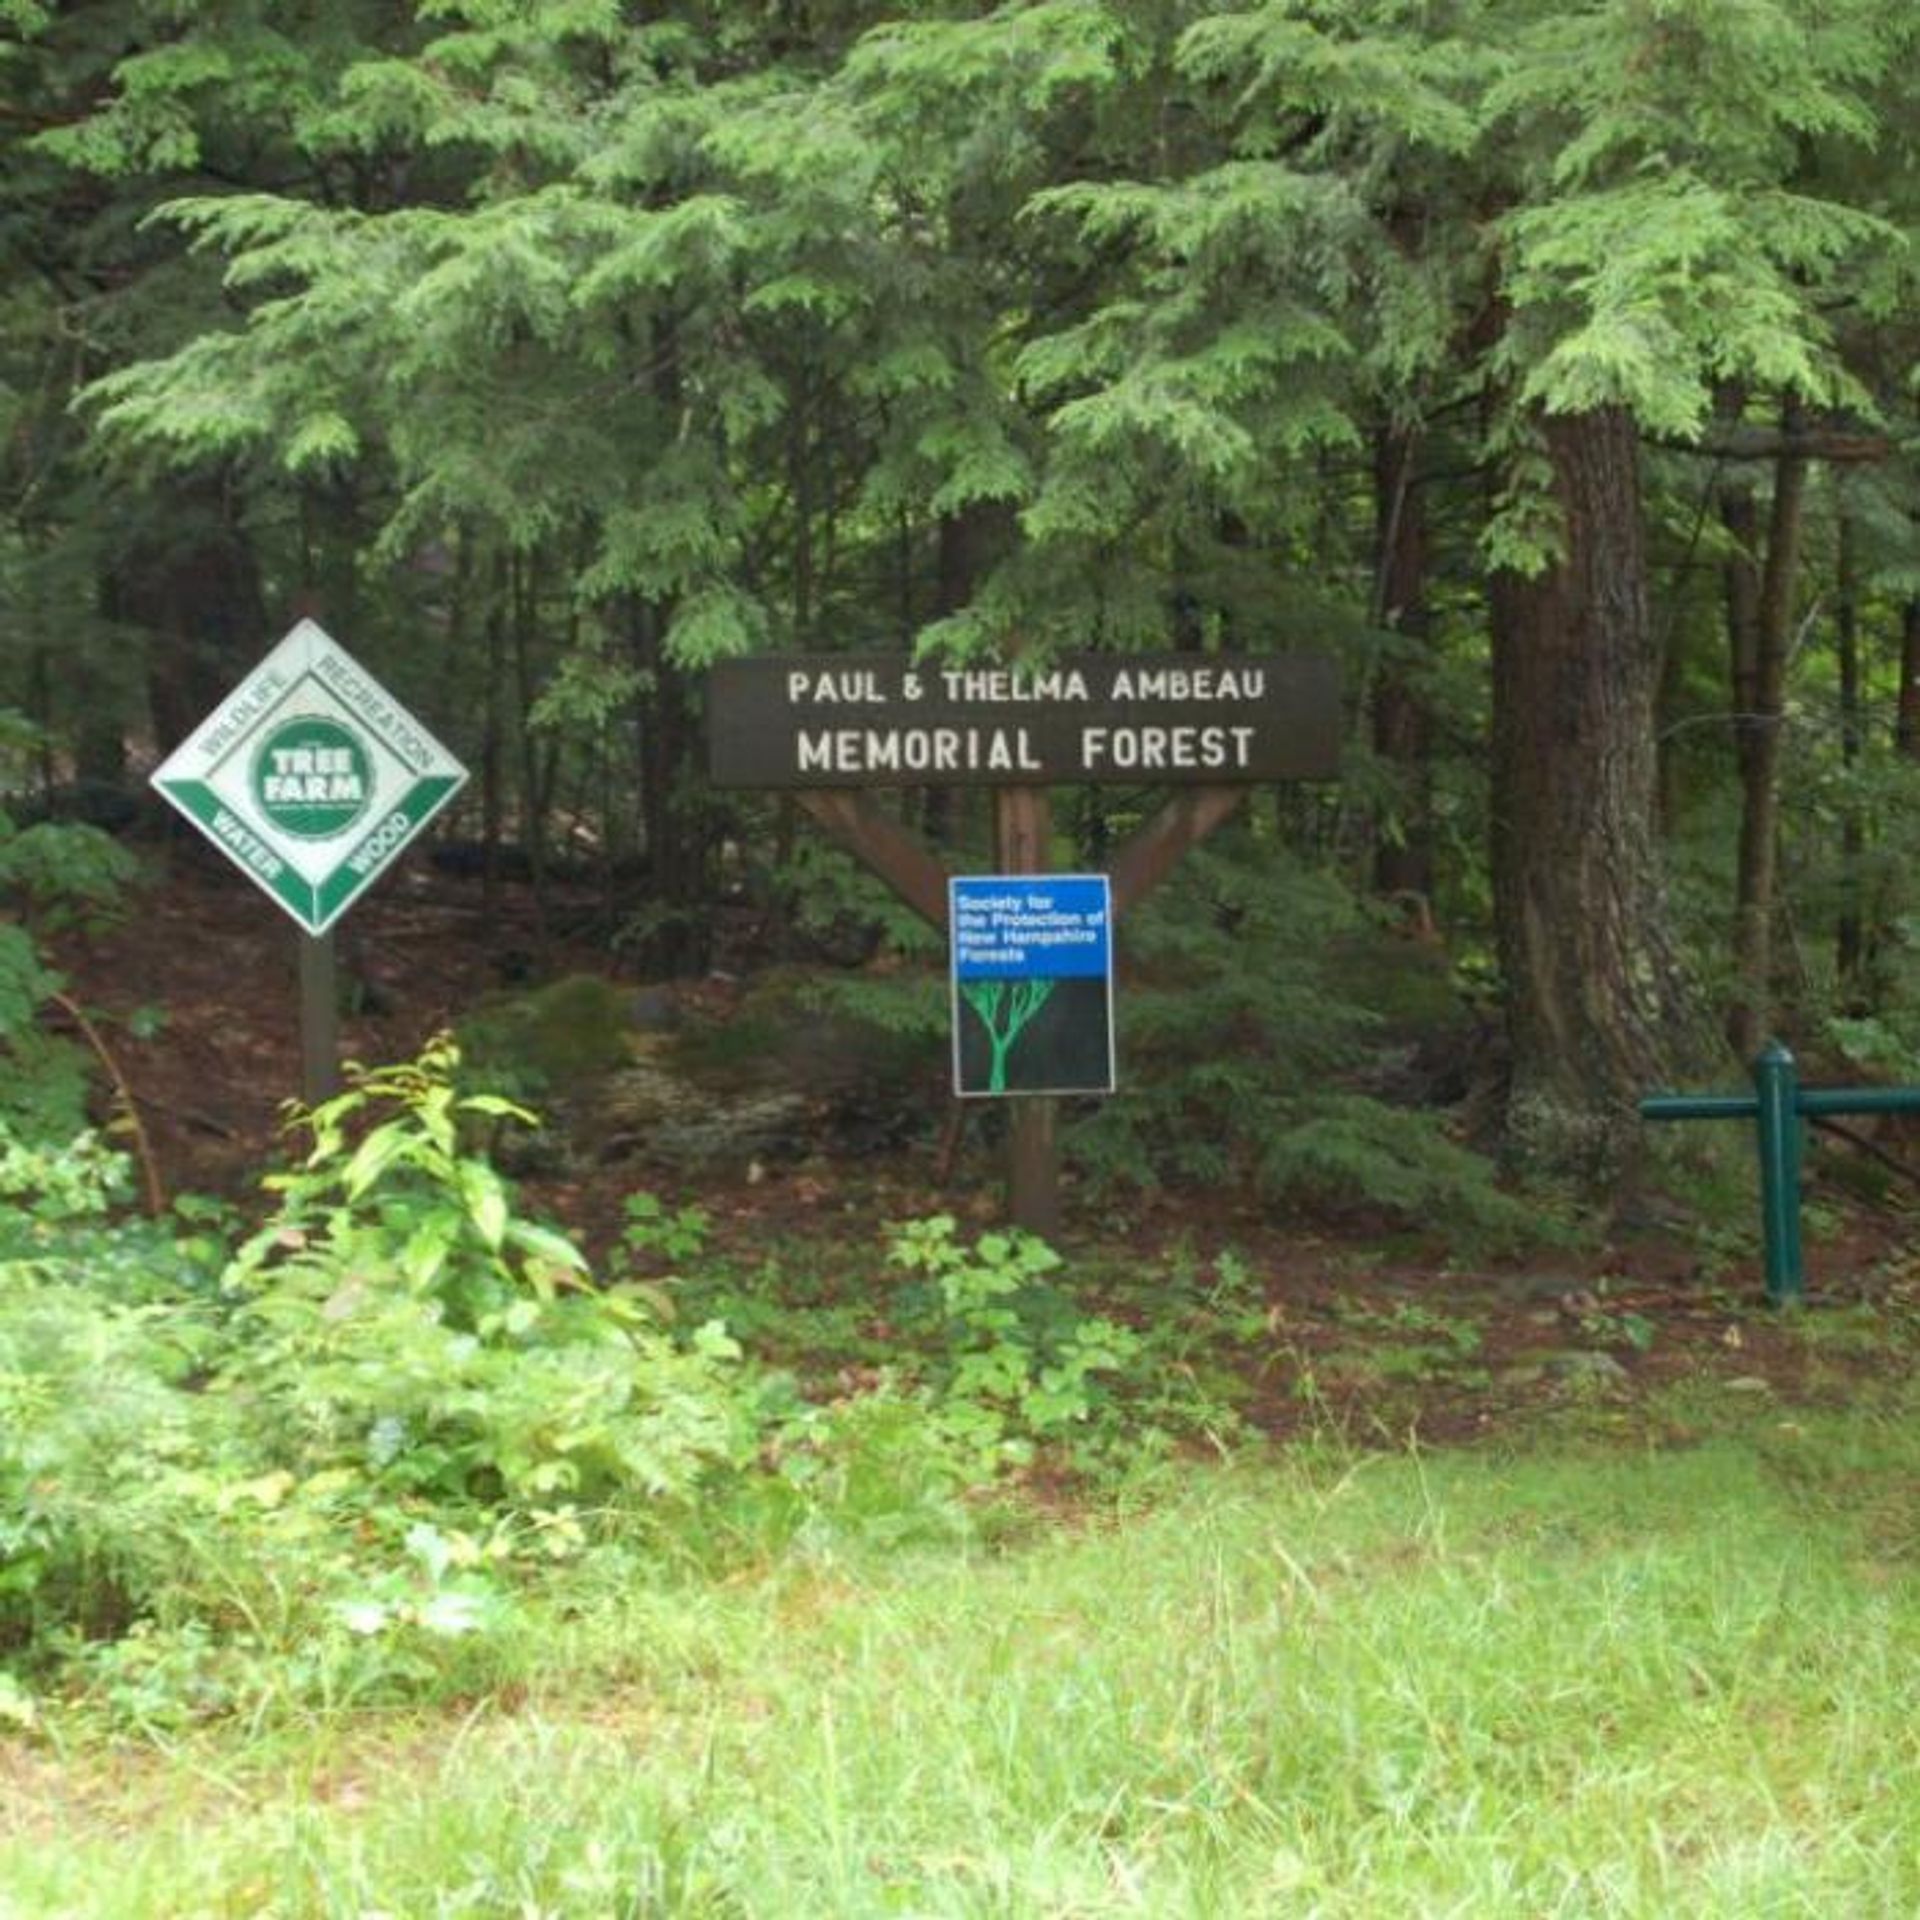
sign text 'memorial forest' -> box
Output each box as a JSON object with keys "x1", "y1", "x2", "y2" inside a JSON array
[{"x1": 708, "y1": 652, "x2": 1340, "y2": 789}]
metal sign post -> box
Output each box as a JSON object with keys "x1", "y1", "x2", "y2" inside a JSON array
[{"x1": 298, "y1": 928, "x2": 342, "y2": 1106}]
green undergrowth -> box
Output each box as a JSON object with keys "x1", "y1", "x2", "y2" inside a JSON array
[
  {"x1": 1062, "y1": 843, "x2": 1562, "y2": 1258},
  {"x1": 0, "y1": 1043, "x2": 1258, "y2": 1739},
  {"x1": 14, "y1": 1039, "x2": 1920, "y2": 1911},
  {"x1": 12, "y1": 1386, "x2": 1920, "y2": 1915}
]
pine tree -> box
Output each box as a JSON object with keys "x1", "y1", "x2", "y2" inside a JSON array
[{"x1": 23, "y1": 0, "x2": 1920, "y2": 1193}]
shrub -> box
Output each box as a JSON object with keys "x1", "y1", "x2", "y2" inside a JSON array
[
  {"x1": 1070, "y1": 837, "x2": 1549, "y2": 1252},
  {"x1": 887, "y1": 1215, "x2": 1152, "y2": 1470},
  {"x1": 218, "y1": 1039, "x2": 764, "y2": 1516},
  {"x1": 0, "y1": 1130, "x2": 228, "y2": 1657},
  {"x1": 0, "y1": 794, "x2": 140, "y2": 1142}
]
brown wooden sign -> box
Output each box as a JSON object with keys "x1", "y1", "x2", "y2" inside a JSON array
[
  {"x1": 704, "y1": 647, "x2": 1343, "y2": 1238},
  {"x1": 707, "y1": 652, "x2": 1340, "y2": 789}
]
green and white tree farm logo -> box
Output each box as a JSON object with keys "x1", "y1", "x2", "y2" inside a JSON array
[
  {"x1": 252, "y1": 717, "x2": 374, "y2": 840},
  {"x1": 152, "y1": 621, "x2": 467, "y2": 935}
]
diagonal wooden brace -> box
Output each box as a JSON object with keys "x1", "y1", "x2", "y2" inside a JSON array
[
  {"x1": 794, "y1": 789, "x2": 951, "y2": 930},
  {"x1": 1107, "y1": 785, "x2": 1245, "y2": 919},
  {"x1": 794, "y1": 783, "x2": 1247, "y2": 931}
]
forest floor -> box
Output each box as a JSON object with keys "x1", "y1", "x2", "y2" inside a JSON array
[{"x1": 51, "y1": 835, "x2": 1920, "y2": 1455}]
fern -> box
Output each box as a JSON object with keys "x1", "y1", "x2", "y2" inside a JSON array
[{"x1": 1067, "y1": 835, "x2": 1549, "y2": 1251}]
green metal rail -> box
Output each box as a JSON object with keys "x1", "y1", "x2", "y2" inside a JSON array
[{"x1": 1641, "y1": 1041, "x2": 1920, "y2": 1306}]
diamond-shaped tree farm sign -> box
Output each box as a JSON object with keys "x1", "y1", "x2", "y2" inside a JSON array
[{"x1": 151, "y1": 621, "x2": 467, "y2": 935}]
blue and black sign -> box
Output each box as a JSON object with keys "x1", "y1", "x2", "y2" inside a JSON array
[{"x1": 950, "y1": 875, "x2": 1115, "y2": 1098}]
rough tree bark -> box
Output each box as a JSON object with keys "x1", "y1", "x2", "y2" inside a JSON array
[
  {"x1": 921, "y1": 499, "x2": 1016, "y2": 851},
  {"x1": 1371, "y1": 422, "x2": 1436, "y2": 908},
  {"x1": 1834, "y1": 510, "x2": 1866, "y2": 1000},
  {"x1": 1720, "y1": 482, "x2": 1764, "y2": 796},
  {"x1": 623, "y1": 314, "x2": 713, "y2": 976},
  {"x1": 628, "y1": 596, "x2": 711, "y2": 976},
  {"x1": 1726, "y1": 430, "x2": 1808, "y2": 1058},
  {"x1": 121, "y1": 477, "x2": 266, "y2": 755},
  {"x1": 1897, "y1": 598, "x2": 1920, "y2": 762},
  {"x1": 1489, "y1": 405, "x2": 1707, "y2": 1184}
]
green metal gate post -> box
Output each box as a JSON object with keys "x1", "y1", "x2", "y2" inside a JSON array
[
  {"x1": 1750, "y1": 1041, "x2": 1804, "y2": 1308},
  {"x1": 1642, "y1": 1041, "x2": 1920, "y2": 1306},
  {"x1": 1640, "y1": 1042, "x2": 1816, "y2": 1308}
]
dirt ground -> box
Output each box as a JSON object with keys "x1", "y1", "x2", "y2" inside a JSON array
[
  {"x1": 49, "y1": 836, "x2": 1920, "y2": 1449},
  {"x1": 55, "y1": 836, "x2": 576, "y2": 1196}
]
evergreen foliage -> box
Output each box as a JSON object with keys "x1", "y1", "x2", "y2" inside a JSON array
[
  {"x1": 1072, "y1": 834, "x2": 1541, "y2": 1248},
  {"x1": 2, "y1": 1, "x2": 1920, "y2": 1189}
]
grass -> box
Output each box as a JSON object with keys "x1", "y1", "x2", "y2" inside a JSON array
[{"x1": 11, "y1": 1376, "x2": 1920, "y2": 1917}]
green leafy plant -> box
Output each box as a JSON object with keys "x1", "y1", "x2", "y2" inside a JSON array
[
  {"x1": 887, "y1": 1216, "x2": 1144, "y2": 1469},
  {"x1": 614, "y1": 1192, "x2": 712, "y2": 1272},
  {"x1": 227, "y1": 1034, "x2": 587, "y2": 1330},
  {"x1": 1, "y1": 1048, "x2": 805, "y2": 1724},
  {"x1": 0, "y1": 1122, "x2": 131, "y2": 1230},
  {"x1": 219, "y1": 1039, "x2": 762, "y2": 1519},
  {"x1": 0, "y1": 1133, "x2": 228, "y2": 1659},
  {"x1": 331, "y1": 1521, "x2": 507, "y2": 1644},
  {"x1": 1576, "y1": 1286, "x2": 1659, "y2": 1355},
  {"x1": 0, "y1": 1669, "x2": 35, "y2": 1733},
  {"x1": 1068, "y1": 841, "x2": 1558, "y2": 1254},
  {"x1": 0, "y1": 783, "x2": 140, "y2": 1146}
]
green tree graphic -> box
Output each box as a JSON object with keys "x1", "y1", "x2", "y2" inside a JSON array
[{"x1": 960, "y1": 978, "x2": 1058, "y2": 1092}]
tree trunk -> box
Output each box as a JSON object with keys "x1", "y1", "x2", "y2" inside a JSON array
[
  {"x1": 1371, "y1": 423, "x2": 1436, "y2": 907},
  {"x1": 125, "y1": 478, "x2": 266, "y2": 753},
  {"x1": 1834, "y1": 509, "x2": 1866, "y2": 1001},
  {"x1": 1897, "y1": 599, "x2": 1920, "y2": 761},
  {"x1": 922, "y1": 500, "x2": 1014, "y2": 850},
  {"x1": 479, "y1": 567, "x2": 506, "y2": 925},
  {"x1": 1720, "y1": 482, "x2": 1763, "y2": 791},
  {"x1": 1490, "y1": 406, "x2": 1705, "y2": 1184},
  {"x1": 628, "y1": 597, "x2": 711, "y2": 977},
  {"x1": 621, "y1": 312, "x2": 713, "y2": 976},
  {"x1": 511, "y1": 549, "x2": 556, "y2": 953},
  {"x1": 1726, "y1": 432, "x2": 1808, "y2": 1057}
]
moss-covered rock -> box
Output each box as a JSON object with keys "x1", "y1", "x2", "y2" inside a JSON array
[
  {"x1": 462, "y1": 966, "x2": 940, "y2": 1174},
  {"x1": 581, "y1": 1060, "x2": 816, "y2": 1170},
  {"x1": 668, "y1": 969, "x2": 940, "y2": 1105},
  {"x1": 458, "y1": 974, "x2": 637, "y2": 1098}
]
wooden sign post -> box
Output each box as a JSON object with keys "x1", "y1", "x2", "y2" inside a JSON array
[
  {"x1": 297, "y1": 927, "x2": 342, "y2": 1105},
  {"x1": 994, "y1": 787, "x2": 1063, "y2": 1240},
  {"x1": 708, "y1": 651, "x2": 1340, "y2": 1233}
]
